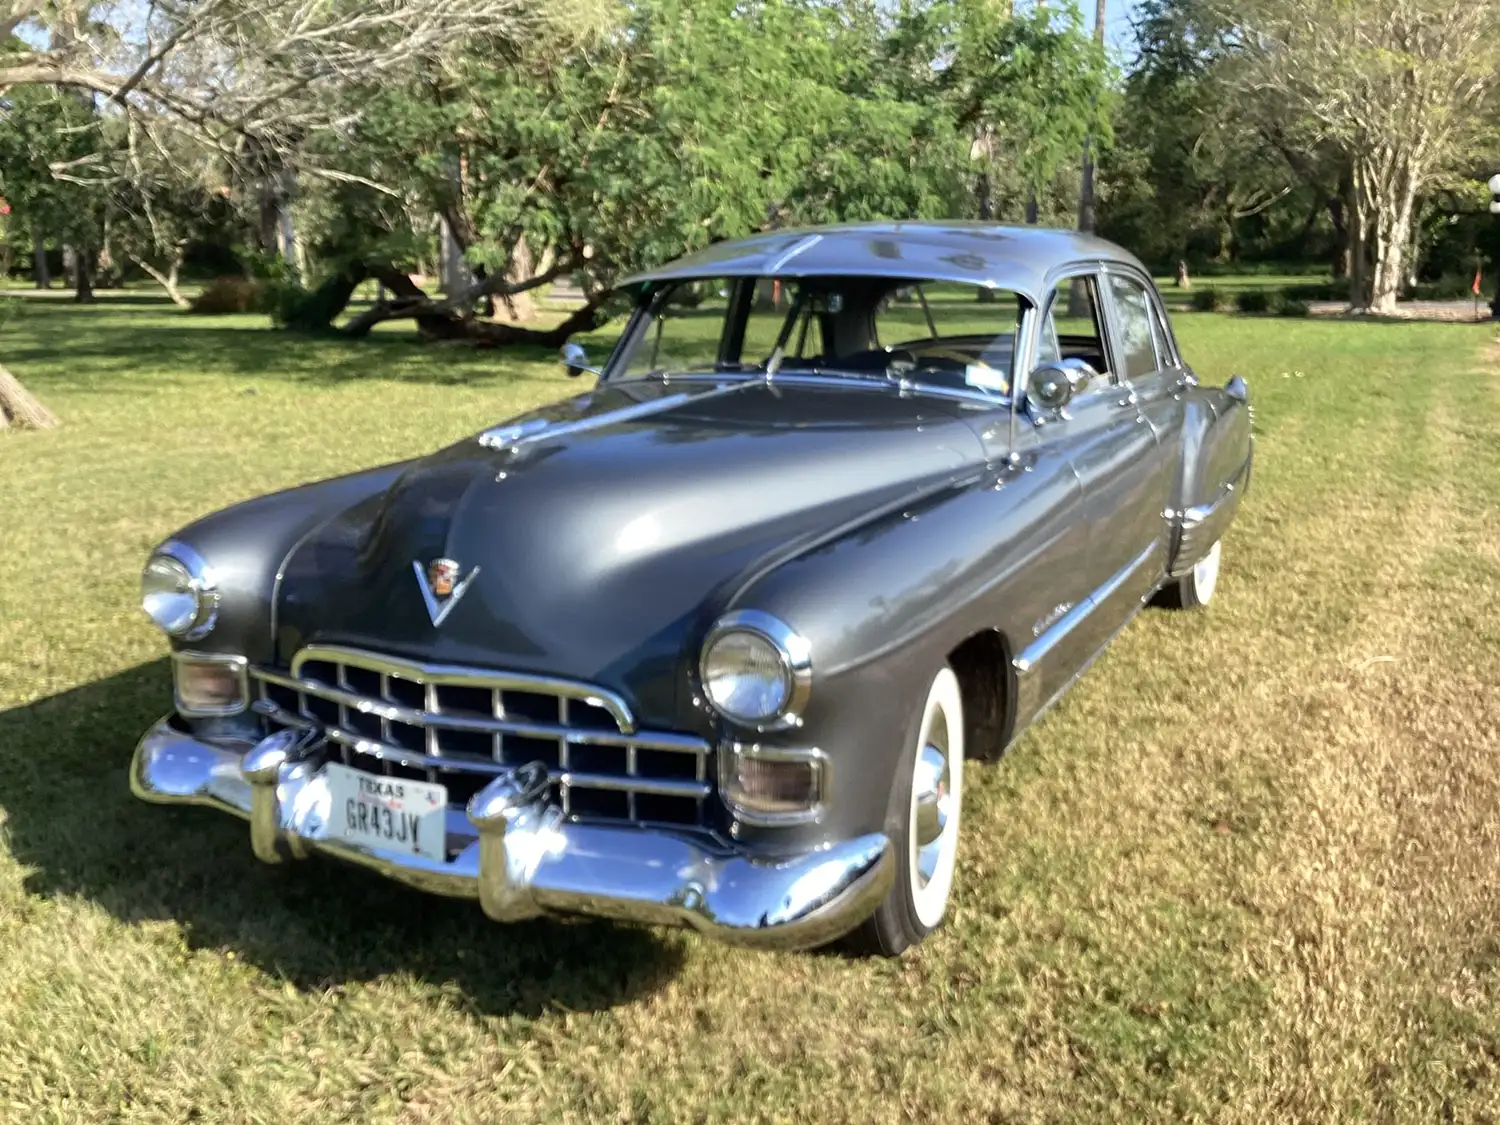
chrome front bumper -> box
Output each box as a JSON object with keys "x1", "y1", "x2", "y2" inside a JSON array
[{"x1": 130, "y1": 718, "x2": 893, "y2": 951}]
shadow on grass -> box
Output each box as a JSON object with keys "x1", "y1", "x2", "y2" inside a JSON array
[{"x1": 0, "y1": 660, "x2": 686, "y2": 1016}]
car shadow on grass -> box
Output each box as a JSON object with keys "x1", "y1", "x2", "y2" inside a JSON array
[{"x1": 0, "y1": 660, "x2": 687, "y2": 1016}]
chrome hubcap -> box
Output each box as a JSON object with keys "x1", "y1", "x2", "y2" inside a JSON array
[{"x1": 912, "y1": 732, "x2": 952, "y2": 887}]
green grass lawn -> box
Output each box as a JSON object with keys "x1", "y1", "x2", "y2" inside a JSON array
[{"x1": 2, "y1": 297, "x2": 1499, "y2": 1122}]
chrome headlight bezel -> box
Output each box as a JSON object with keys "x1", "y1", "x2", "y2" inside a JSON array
[
  {"x1": 141, "y1": 540, "x2": 219, "y2": 640},
  {"x1": 699, "y1": 610, "x2": 812, "y2": 731}
]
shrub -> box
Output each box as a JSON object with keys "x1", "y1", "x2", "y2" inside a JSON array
[
  {"x1": 1283, "y1": 281, "x2": 1348, "y2": 302},
  {"x1": 1278, "y1": 298, "x2": 1311, "y2": 318},
  {"x1": 1191, "y1": 286, "x2": 1227, "y2": 312},
  {"x1": 1235, "y1": 289, "x2": 1275, "y2": 314},
  {"x1": 190, "y1": 276, "x2": 265, "y2": 315}
]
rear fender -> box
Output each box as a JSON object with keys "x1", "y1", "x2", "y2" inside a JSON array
[{"x1": 1168, "y1": 376, "x2": 1252, "y2": 576}]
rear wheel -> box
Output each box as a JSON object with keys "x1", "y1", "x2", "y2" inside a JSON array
[
  {"x1": 1157, "y1": 539, "x2": 1221, "y2": 610},
  {"x1": 848, "y1": 666, "x2": 965, "y2": 956}
]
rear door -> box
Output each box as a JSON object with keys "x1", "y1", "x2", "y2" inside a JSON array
[
  {"x1": 1010, "y1": 271, "x2": 1160, "y2": 716},
  {"x1": 1050, "y1": 270, "x2": 1164, "y2": 648},
  {"x1": 1102, "y1": 269, "x2": 1187, "y2": 563}
]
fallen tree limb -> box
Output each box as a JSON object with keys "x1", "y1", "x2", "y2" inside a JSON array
[{"x1": 0, "y1": 364, "x2": 59, "y2": 431}]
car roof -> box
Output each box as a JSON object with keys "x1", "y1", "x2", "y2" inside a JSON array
[{"x1": 619, "y1": 221, "x2": 1149, "y2": 302}]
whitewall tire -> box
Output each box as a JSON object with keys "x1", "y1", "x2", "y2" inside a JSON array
[
  {"x1": 1158, "y1": 539, "x2": 1222, "y2": 610},
  {"x1": 850, "y1": 666, "x2": 965, "y2": 955}
]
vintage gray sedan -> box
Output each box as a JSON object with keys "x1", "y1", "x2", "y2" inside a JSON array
[{"x1": 131, "y1": 223, "x2": 1252, "y2": 955}]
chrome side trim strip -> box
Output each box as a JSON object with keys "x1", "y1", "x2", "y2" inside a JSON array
[
  {"x1": 1013, "y1": 540, "x2": 1159, "y2": 675},
  {"x1": 478, "y1": 381, "x2": 749, "y2": 452},
  {"x1": 288, "y1": 644, "x2": 637, "y2": 733}
]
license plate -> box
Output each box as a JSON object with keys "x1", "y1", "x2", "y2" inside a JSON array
[{"x1": 324, "y1": 762, "x2": 447, "y2": 862}]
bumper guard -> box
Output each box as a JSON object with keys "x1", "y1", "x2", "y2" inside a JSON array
[{"x1": 130, "y1": 718, "x2": 892, "y2": 951}]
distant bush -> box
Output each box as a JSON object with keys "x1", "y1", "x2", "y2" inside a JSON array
[
  {"x1": 190, "y1": 276, "x2": 265, "y2": 315},
  {"x1": 1191, "y1": 287, "x2": 1227, "y2": 312},
  {"x1": 1278, "y1": 298, "x2": 1311, "y2": 318},
  {"x1": 1283, "y1": 280, "x2": 1348, "y2": 302},
  {"x1": 1235, "y1": 289, "x2": 1275, "y2": 314}
]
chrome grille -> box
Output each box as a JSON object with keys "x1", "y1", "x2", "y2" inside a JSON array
[{"x1": 249, "y1": 645, "x2": 711, "y2": 828}]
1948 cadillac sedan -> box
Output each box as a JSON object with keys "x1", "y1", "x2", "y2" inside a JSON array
[{"x1": 131, "y1": 223, "x2": 1252, "y2": 955}]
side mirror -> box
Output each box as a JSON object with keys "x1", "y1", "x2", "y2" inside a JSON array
[
  {"x1": 560, "y1": 342, "x2": 601, "y2": 379},
  {"x1": 1027, "y1": 358, "x2": 1097, "y2": 414}
]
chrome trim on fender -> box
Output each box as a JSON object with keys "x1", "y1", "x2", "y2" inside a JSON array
[
  {"x1": 171, "y1": 650, "x2": 249, "y2": 718},
  {"x1": 1013, "y1": 540, "x2": 1160, "y2": 674},
  {"x1": 130, "y1": 719, "x2": 893, "y2": 951},
  {"x1": 701, "y1": 609, "x2": 813, "y2": 732}
]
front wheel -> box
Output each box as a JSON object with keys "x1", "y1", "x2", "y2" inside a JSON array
[
  {"x1": 848, "y1": 666, "x2": 965, "y2": 956},
  {"x1": 1157, "y1": 539, "x2": 1222, "y2": 610}
]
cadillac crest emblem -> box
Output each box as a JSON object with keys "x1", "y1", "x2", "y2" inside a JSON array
[{"x1": 413, "y1": 557, "x2": 479, "y2": 627}]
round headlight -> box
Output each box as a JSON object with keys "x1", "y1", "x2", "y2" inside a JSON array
[
  {"x1": 141, "y1": 545, "x2": 216, "y2": 638},
  {"x1": 700, "y1": 611, "x2": 811, "y2": 728}
]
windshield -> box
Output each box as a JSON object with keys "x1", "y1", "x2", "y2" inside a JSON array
[{"x1": 615, "y1": 275, "x2": 1024, "y2": 399}]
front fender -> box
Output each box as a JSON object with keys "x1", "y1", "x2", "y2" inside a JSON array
[
  {"x1": 155, "y1": 462, "x2": 412, "y2": 664},
  {"x1": 724, "y1": 451, "x2": 1084, "y2": 847}
]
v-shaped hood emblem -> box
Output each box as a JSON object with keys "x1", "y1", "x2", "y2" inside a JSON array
[{"x1": 412, "y1": 558, "x2": 480, "y2": 627}]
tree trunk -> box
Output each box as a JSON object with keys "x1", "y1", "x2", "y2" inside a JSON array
[
  {"x1": 32, "y1": 229, "x2": 50, "y2": 289},
  {"x1": 1357, "y1": 156, "x2": 1418, "y2": 316},
  {"x1": 500, "y1": 236, "x2": 540, "y2": 322},
  {"x1": 1328, "y1": 192, "x2": 1349, "y2": 279},
  {"x1": 1075, "y1": 0, "x2": 1105, "y2": 235},
  {"x1": 0, "y1": 363, "x2": 59, "y2": 431},
  {"x1": 74, "y1": 247, "x2": 94, "y2": 303}
]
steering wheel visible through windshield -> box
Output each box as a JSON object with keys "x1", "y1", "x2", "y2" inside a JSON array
[{"x1": 616, "y1": 275, "x2": 1024, "y2": 399}]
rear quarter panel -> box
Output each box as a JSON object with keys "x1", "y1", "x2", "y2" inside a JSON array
[{"x1": 1170, "y1": 382, "x2": 1253, "y2": 574}]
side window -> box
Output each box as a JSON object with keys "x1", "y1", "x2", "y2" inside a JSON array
[
  {"x1": 1039, "y1": 276, "x2": 1112, "y2": 382},
  {"x1": 621, "y1": 280, "x2": 731, "y2": 379},
  {"x1": 1106, "y1": 274, "x2": 1161, "y2": 381}
]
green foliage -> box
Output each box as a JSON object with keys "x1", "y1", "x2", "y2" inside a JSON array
[
  {"x1": 1277, "y1": 298, "x2": 1310, "y2": 318},
  {"x1": 1191, "y1": 287, "x2": 1227, "y2": 312},
  {"x1": 1234, "y1": 289, "x2": 1275, "y2": 314},
  {"x1": 189, "y1": 277, "x2": 266, "y2": 315}
]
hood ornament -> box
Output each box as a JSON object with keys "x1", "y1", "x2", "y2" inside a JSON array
[{"x1": 413, "y1": 557, "x2": 480, "y2": 627}]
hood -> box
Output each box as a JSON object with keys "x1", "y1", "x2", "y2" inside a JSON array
[{"x1": 275, "y1": 378, "x2": 984, "y2": 721}]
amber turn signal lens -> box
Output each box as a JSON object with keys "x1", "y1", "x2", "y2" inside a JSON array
[{"x1": 174, "y1": 658, "x2": 247, "y2": 715}]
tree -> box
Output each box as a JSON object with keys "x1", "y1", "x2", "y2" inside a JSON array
[
  {"x1": 1227, "y1": 0, "x2": 1500, "y2": 313},
  {"x1": 276, "y1": 0, "x2": 980, "y2": 343},
  {"x1": 1100, "y1": 0, "x2": 1322, "y2": 269}
]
